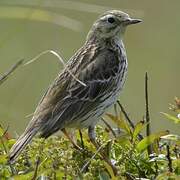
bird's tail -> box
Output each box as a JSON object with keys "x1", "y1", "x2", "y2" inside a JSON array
[{"x1": 9, "y1": 128, "x2": 38, "y2": 163}]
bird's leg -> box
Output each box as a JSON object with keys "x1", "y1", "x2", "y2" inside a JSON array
[
  {"x1": 88, "y1": 126, "x2": 117, "y2": 175},
  {"x1": 79, "y1": 130, "x2": 85, "y2": 150},
  {"x1": 88, "y1": 126, "x2": 102, "y2": 149},
  {"x1": 61, "y1": 128, "x2": 82, "y2": 151}
]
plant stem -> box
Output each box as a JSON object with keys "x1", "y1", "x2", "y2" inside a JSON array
[
  {"x1": 0, "y1": 59, "x2": 24, "y2": 85},
  {"x1": 145, "y1": 72, "x2": 153, "y2": 155},
  {"x1": 117, "y1": 101, "x2": 143, "y2": 140},
  {"x1": 166, "y1": 144, "x2": 173, "y2": 172}
]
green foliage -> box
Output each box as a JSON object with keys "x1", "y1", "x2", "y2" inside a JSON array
[
  {"x1": 161, "y1": 97, "x2": 180, "y2": 124},
  {"x1": 161, "y1": 112, "x2": 180, "y2": 124},
  {"x1": 136, "y1": 130, "x2": 169, "y2": 152},
  {"x1": 0, "y1": 99, "x2": 180, "y2": 179}
]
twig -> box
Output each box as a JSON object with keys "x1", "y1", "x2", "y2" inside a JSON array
[
  {"x1": 117, "y1": 100, "x2": 143, "y2": 140},
  {"x1": 31, "y1": 140, "x2": 44, "y2": 180},
  {"x1": 32, "y1": 156, "x2": 41, "y2": 180},
  {"x1": 166, "y1": 144, "x2": 173, "y2": 173},
  {"x1": 80, "y1": 141, "x2": 108, "y2": 173},
  {"x1": 117, "y1": 100, "x2": 135, "y2": 129},
  {"x1": 154, "y1": 160, "x2": 159, "y2": 178},
  {"x1": 0, "y1": 125, "x2": 10, "y2": 153},
  {"x1": 145, "y1": 72, "x2": 153, "y2": 155},
  {"x1": 0, "y1": 125, "x2": 16, "y2": 175},
  {"x1": 0, "y1": 135, "x2": 8, "y2": 154},
  {"x1": 101, "y1": 117, "x2": 116, "y2": 138},
  {"x1": 0, "y1": 59, "x2": 24, "y2": 85},
  {"x1": 2, "y1": 125, "x2": 10, "y2": 139},
  {"x1": 125, "y1": 172, "x2": 136, "y2": 180},
  {"x1": 79, "y1": 130, "x2": 84, "y2": 149}
]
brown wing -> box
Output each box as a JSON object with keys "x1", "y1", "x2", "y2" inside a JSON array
[{"x1": 29, "y1": 46, "x2": 121, "y2": 137}]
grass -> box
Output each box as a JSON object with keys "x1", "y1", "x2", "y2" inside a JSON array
[
  {"x1": 0, "y1": 110, "x2": 179, "y2": 179},
  {"x1": 0, "y1": 69, "x2": 180, "y2": 180},
  {"x1": 0, "y1": 62, "x2": 180, "y2": 179}
]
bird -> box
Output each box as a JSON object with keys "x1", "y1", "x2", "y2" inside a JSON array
[{"x1": 9, "y1": 10, "x2": 141, "y2": 163}]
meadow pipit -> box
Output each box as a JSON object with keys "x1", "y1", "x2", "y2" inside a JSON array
[{"x1": 9, "y1": 10, "x2": 141, "y2": 164}]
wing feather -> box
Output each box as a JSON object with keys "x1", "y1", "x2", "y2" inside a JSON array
[{"x1": 31, "y1": 46, "x2": 121, "y2": 137}]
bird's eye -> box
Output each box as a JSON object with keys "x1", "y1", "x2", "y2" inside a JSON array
[{"x1": 107, "y1": 17, "x2": 115, "y2": 24}]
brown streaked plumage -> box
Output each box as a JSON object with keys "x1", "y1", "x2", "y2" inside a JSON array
[{"x1": 9, "y1": 10, "x2": 141, "y2": 162}]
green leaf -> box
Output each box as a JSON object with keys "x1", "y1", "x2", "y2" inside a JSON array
[
  {"x1": 0, "y1": 154, "x2": 7, "y2": 164},
  {"x1": 136, "y1": 130, "x2": 169, "y2": 152},
  {"x1": 174, "y1": 159, "x2": 180, "y2": 175},
  {"x1": 13, "y1": 172, "x2": 33, "y2": 180},
  {"x1": 116, "y1": 134, "x2": 130, "y2": 145},
  {"x1": 161, "y1": 134, "x2": 180, "y2": 143},
  {"x1": 156, "y1": 172, "x2": 179, "y2": 179},
  {"x1": 103, "y1": 161, "x2": 117, "y2": 180},
  {"x1": 132, "y1": 121, "x2": 145, "y2": 142},
  {"x1": 7, "y1": 139, "x2": 16, "y2": 148},
  {"x1": 106, "y1": 113, "x2": 132, "y2": 136},
  {"x1": 161, "y1": 112, "x2": 180, "y2": 124},
  {"x1": 55, "y1": 171, "x2": 65, "y2": 179},
  {"x1": 0, "y1": 125, "x2": 4, "y2": 137},
  {"x1": 99, "y1": 171, "x2": 110, "y2": 180}
]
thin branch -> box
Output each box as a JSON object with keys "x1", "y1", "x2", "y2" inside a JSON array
[
  {"x1": 125, "y1": 172, "x2": 136, "y2": 180},
  {"x1": 145, "y1": 72, "x2": 150, "y2": 135},
  {"x1": 0, "y1": 125, "x2": 16, "y2": 175},
  {"x1": 145, "y1": 72, "x2": 153, "y2": 155},
  {"x1": 117, "y1": 100, "x2": 135, "y2": 129},
  {"x1": 166, "y1": 144, "x2": 173, "y2": 173},
  {"x1": 32, "y1": 156, "x2": 41, "y2": 180},
  {"x1": 32, "y1": 140, "x2": 44, "y2": 180},
  {"x1": 154, "y1": 160, "x2": 159, "y2": 178},
  {"x1": 101, "y1": 117, "x2": 116, "y2": 138},
  {"x1": 117, "y1": 100, "x2": 143, "y2": 140},
  {"x1": 0, "y1": 135, "x2": 8, "y2": 154},
  {"x1": 80, "y1": 141, "x2": 110, "y2": 173},
  {"x1": 1, "y1": 124, "x2": 10, "y2": 141},
  {"x1": 0, "y1": 59, "x2": 24, "y2": 85}
]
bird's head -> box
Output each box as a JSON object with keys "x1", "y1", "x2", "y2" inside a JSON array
[{"x1": 87, "y1": 10, "x2": 142, "y2": 41}]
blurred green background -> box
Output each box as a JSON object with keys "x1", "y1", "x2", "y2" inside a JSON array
[{"x1": 0, "y1": 0, "x2": 179, "y2": 135}]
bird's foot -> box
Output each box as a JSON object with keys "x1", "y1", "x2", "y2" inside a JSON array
[{"x1": 88, "y1": 126, "x2": 118, "y2": 176}]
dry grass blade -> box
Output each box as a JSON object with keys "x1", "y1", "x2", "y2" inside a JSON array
[
  {"x1": 24, "y1": 50, "x2": 86, "y2": 87},
  {"x1": 0, "y1": 59, "x2": 24, "y2": 85}
]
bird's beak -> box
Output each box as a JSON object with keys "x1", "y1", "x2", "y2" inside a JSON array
[{"x1": 123, "y1": 18, "x2": 142, "y2": 25}]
